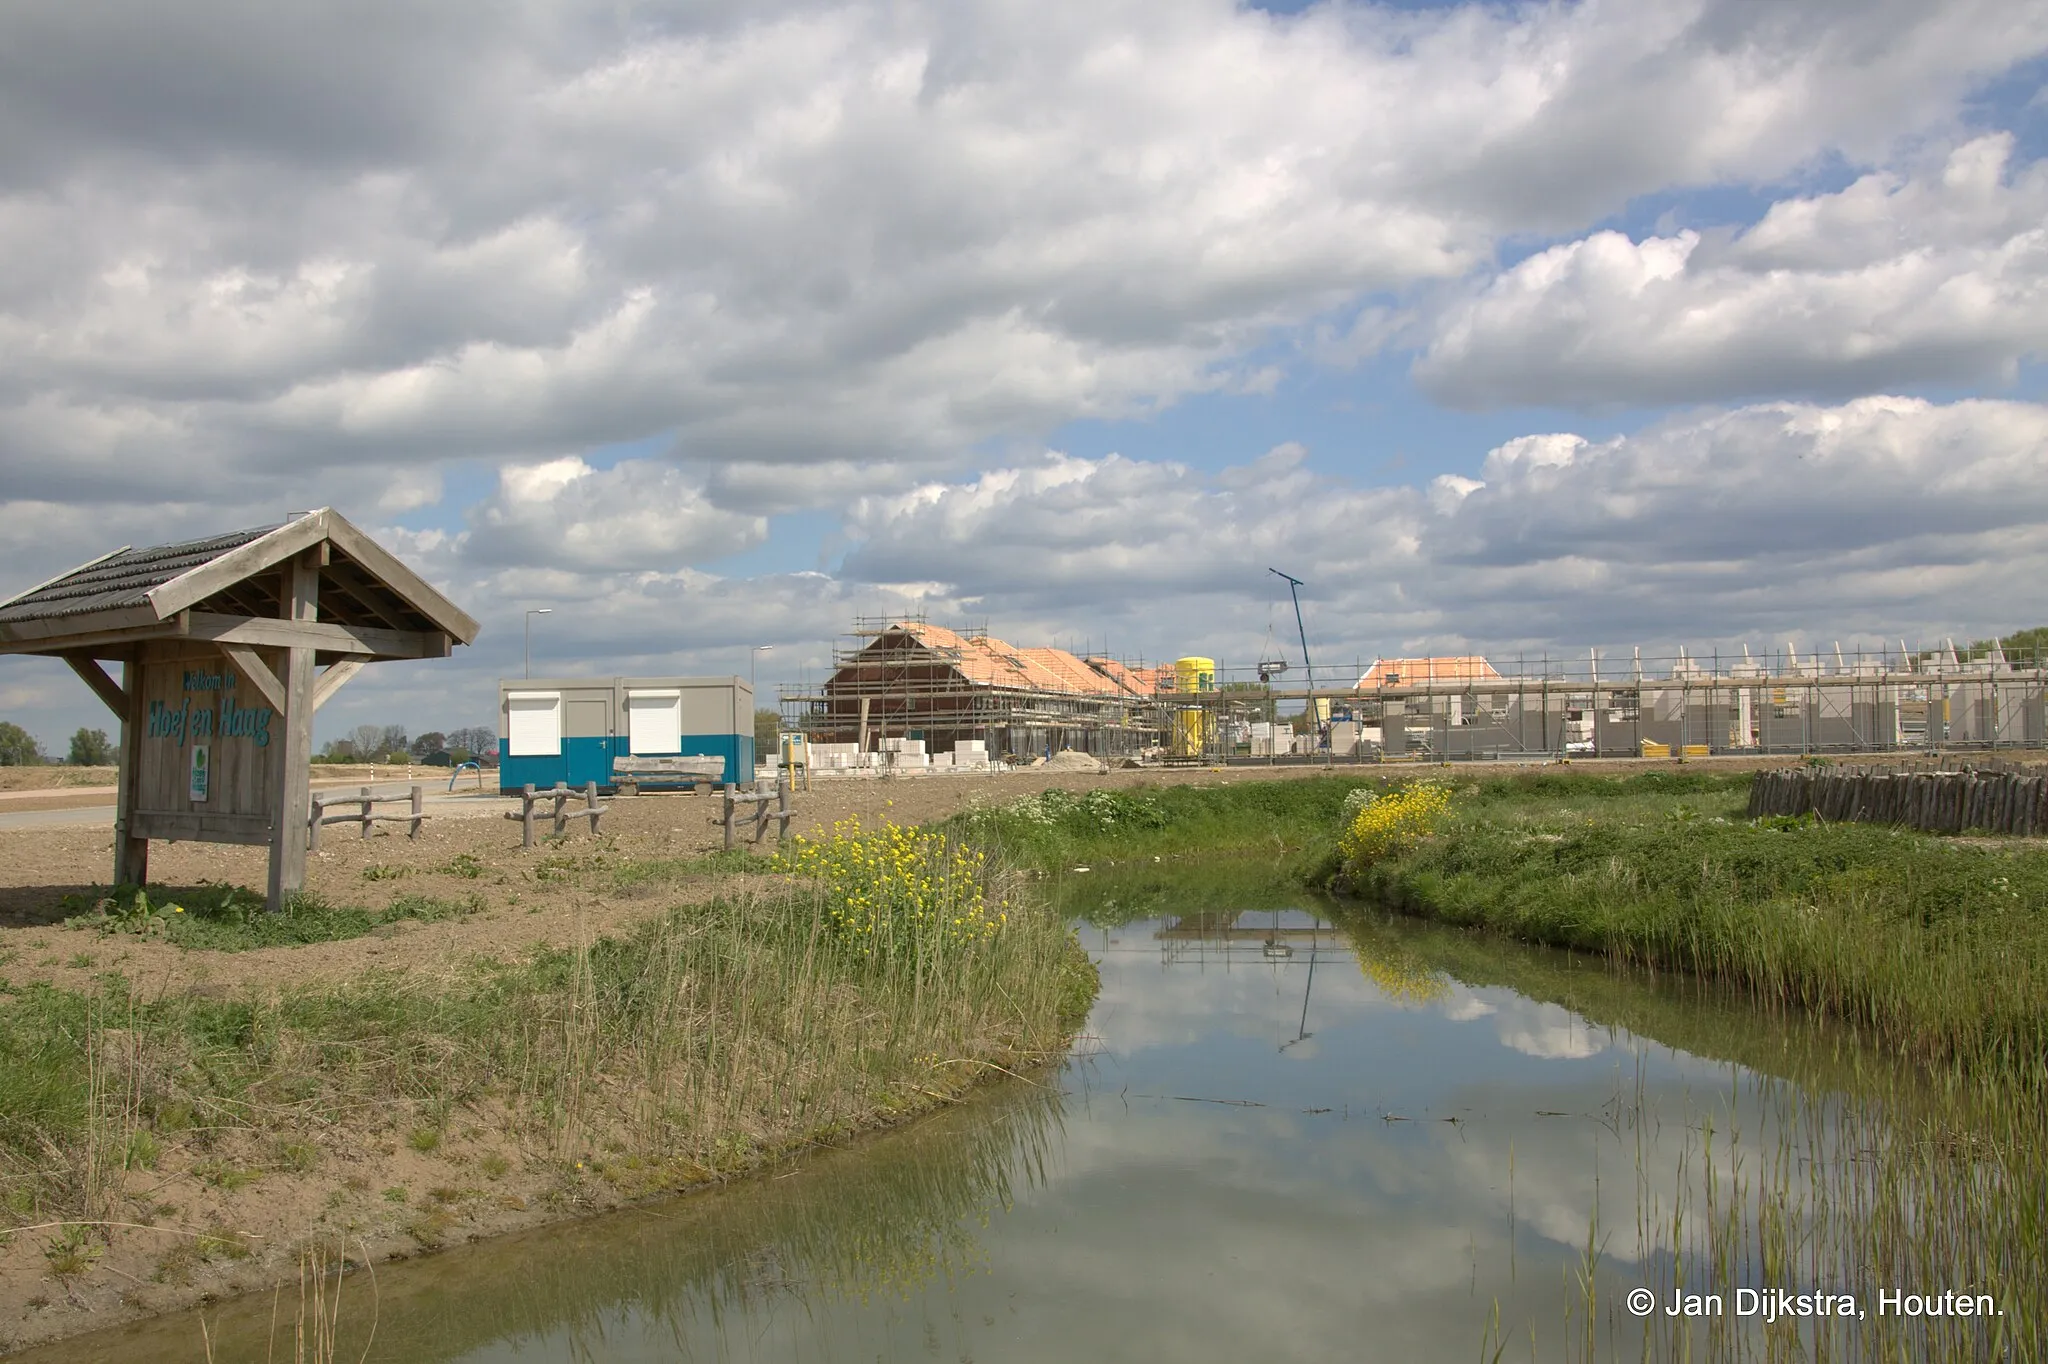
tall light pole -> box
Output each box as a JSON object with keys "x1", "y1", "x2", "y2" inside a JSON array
[
  {"x1": 751, "y1": 645, "x2": 774, "y2": 770},
  {"x1": 525, "y1": 608, "x2": 552, "y2": 679},
  {"x1": 1269, "y1": 568, "x2": 1316, "y2": 746}
]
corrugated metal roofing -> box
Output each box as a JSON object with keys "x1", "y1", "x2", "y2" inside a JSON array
[{"x1": 0, "y1": 522, "x2": 287, "y2": 624}]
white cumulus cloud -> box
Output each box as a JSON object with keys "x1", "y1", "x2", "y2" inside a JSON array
[{"x1": 1417, "y1": 135, "x2": 2048, "y2": 407}]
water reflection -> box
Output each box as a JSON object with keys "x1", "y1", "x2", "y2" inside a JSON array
[{"x1": 29, "y1": 886, "x2": 1944, "y2": 1363}]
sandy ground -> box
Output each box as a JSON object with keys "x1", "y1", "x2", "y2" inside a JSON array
[
  {"x1": 0, "y1": 763, "x2": 1349, "y2": 985},
  {"x1": 0, "y1": 768, "x2": 119, "y2": 794},
  {"x1": 0, "y1": 754, "x2": 1792, "y2": 1354}
]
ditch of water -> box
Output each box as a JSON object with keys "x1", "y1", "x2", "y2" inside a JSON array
[{"x1": 25, "y1": 869, "x2": 1979, "y2": 1362}]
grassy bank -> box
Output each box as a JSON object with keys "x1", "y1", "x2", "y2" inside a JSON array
[
  {"x1": 1324, "y1": 773, "x2": 2048, "y2": 1359},
  {"x1": 1333, "y1": 771, "x2": 2048, "y2": 1075},
  {"x1": 0, "y1": 822, "x2": 1092, "y2": 1345},
  {"x1": 945, "y1": 775, "x2": 1373, "y2": 876}
]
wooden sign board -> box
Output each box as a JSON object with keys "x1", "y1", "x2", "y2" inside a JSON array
[
  {"x1": 131, "y1": 653, "x2": 280, "y2": 845},
  {"x1": 0, "y1": 509, "x2": 481, "y2": 909}
]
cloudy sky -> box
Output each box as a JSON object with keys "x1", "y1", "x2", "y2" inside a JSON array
[{"x1": 3, "y1": 0, "x2": 2046, "y2": 749}]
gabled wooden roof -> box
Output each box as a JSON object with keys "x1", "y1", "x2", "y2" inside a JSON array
[
  {"x1": 1356, "y1": 656, "x2": 1503, "y2": 689},
  {"x1": 837, "y1": 622, "x2": 1160, "y2": 700},
  {"x1": 0, "y1": 508, "x2": 479, "y2": 659}
]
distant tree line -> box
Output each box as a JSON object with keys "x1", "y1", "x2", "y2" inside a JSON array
[
  {"x1": 1913, "y1": 626, "x2": 2048, "y2": 666},
  {"x1": 316, "y1": 724, "x2": 496, "y2": 766},
  {"x1": 0, "y1": 719, "x2": 500, "y2": 767},
  {"x1": 0, "y1": 723, "x2": 115, "y2": 766}
]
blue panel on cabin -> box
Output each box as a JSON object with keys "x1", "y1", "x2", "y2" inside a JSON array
[
  {"x1": 678, "y1": 733, "x2": 751, "y2": 785},
  {"x1": 500, "y1": 731, "x2": 751, "y2": 791},
  {"x1": 563, "y1": 737, "x2": 612, "y2": 789},
  {"x1": 498, "y1": 753, "x2": 559, "y2": 793}
]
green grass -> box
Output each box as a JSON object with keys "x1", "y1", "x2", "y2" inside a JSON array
[
  {"x1": 1044, "y1": 853, "x2": 1337, "y2": 927},
  {"x1": 943, "y1": 775, "x2": 1381, "y2": 873},
  {"x1": 1337, "y1": 772, "x2": 2048, "y2": 1073},
  {"x1": 1325, "y1": 771, "x2": 2048, "y2": 1359},
  {"x1": 60, "y1": 883, "x2": 484, "y2": 951},
  {"x1": 2, "y1": 861, "x2": 1093, "y2": 1231}
]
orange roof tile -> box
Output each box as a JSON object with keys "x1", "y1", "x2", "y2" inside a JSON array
[
  {"x1": 849, "y1": 623, "x2": 1171, "y2": 698},
  {"x1": 1357, "y1": 656, "x2": 1503, "y2": 689},
  {"x1": 1019, "y1": 647, "x2": 1127, "y2": 697},
  {"x1": 1083, "y1": 657, "x2": 1171, "y2": 697}
]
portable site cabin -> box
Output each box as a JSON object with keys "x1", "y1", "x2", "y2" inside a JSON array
[{"x1": 498, "y1": 676, "x2": 753, "y2": 791}]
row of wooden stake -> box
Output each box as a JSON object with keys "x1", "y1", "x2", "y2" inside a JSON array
[
  {"x1": 309, "y1": 777, "x2": 799, "y2": 853},
  {"x1": 308, "y1": 785, "x2": 426, "y2": 848},
  {"x1": 1747, "y1": 765, "x2": 2048, "y2": 836}
]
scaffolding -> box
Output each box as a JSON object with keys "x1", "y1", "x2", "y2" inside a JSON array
[
  {"x1": 777, "y1": 616, "x2": 1173, "y2": 762},
  {"x1": 1340, "y1": 641, "x2": 2048, "y2": 761},
  {"x1": 780, "y1": 626, "x2": 2048, "y2": 768}
]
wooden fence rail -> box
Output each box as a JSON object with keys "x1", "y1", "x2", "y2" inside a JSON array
[
  {"x1": 309, "y1": 785, "x2": 426, "y2": 848},
  {"x1": 723, "y1": 774, "x2": 795, "y2": 850},
  {"x1": 504, "y1": 781, "x2": 609, "y2": 848},
  {"x1": 1747, "y1": 764, "x2": 2048, "y2": 836}
]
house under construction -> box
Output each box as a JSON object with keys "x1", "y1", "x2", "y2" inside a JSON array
[
  {"x1": 1341, "y1": 644, "x2": 2046, "y2": 759},
  {"x1": 782, "y1": 618, "x2": 1176, "y2": 759},
  {"x1": 1285, "y1": 642, "x2": 2048, "y2": 760}
]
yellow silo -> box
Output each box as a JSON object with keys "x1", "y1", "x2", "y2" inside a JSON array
[{"x1": 1171, "y1": 656, "x2": 1216, "y2": 757}]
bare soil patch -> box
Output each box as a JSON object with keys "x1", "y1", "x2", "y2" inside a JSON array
[{"x1": 0, "y1": 769, "x2": 117, "y2": 794}]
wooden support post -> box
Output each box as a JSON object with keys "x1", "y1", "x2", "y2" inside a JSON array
[
  {"x1": 359, "y1": 785, "x2": 374, "y2": 839},
  {"x1": 722, "y1": 784, "x2": 736, "y2": 851},
  {"x1": 308, "y1": 793, "x2": 323, "y2": 851},
  {"x1": 584, "y1": 781, "x2": 601, "y2": 835},
  {"x1": 311, "y1": 658, "x2": 364, "y2": 712},
  {"x1": 267, "y1": 553, "x2": 318, "y2": 911},
  {"x1": 220, "y1": 643, "x2": 287, "y2": 713},
  {"x1": 522, "y1": 783, "x2": 537, "y2": 848},
  {"x1": 114, "y1": 656, "x2": 149, "y2": 888},
  {"x1": 776, "y1": 771, "x2": 793, "y2": 840},
  {"x1": 551, "y1": 782, "x2": 569, "y2": 837},
  {"x1": 410, "y1": 785, "x2": 424, "y2": 838},
  {"x1": 65, "y1": 655, "x2": 128, "y2": 718}
]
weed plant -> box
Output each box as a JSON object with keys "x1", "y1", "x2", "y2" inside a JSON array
[
  {"x1": 775, "y1": 818, "x2": 1006, "y2": 957},
  {"x1": 1336, "y1": 780, "x2": 1454, "y2": 870}
]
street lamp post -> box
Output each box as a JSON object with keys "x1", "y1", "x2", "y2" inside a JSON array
[{"x1": 525, "y1": 608, "x2": 552, "y2": 679}]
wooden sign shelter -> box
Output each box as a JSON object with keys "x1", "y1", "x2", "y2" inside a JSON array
[{"x1": 0, "y1": 509, "x2": 480, "y2": 909}]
